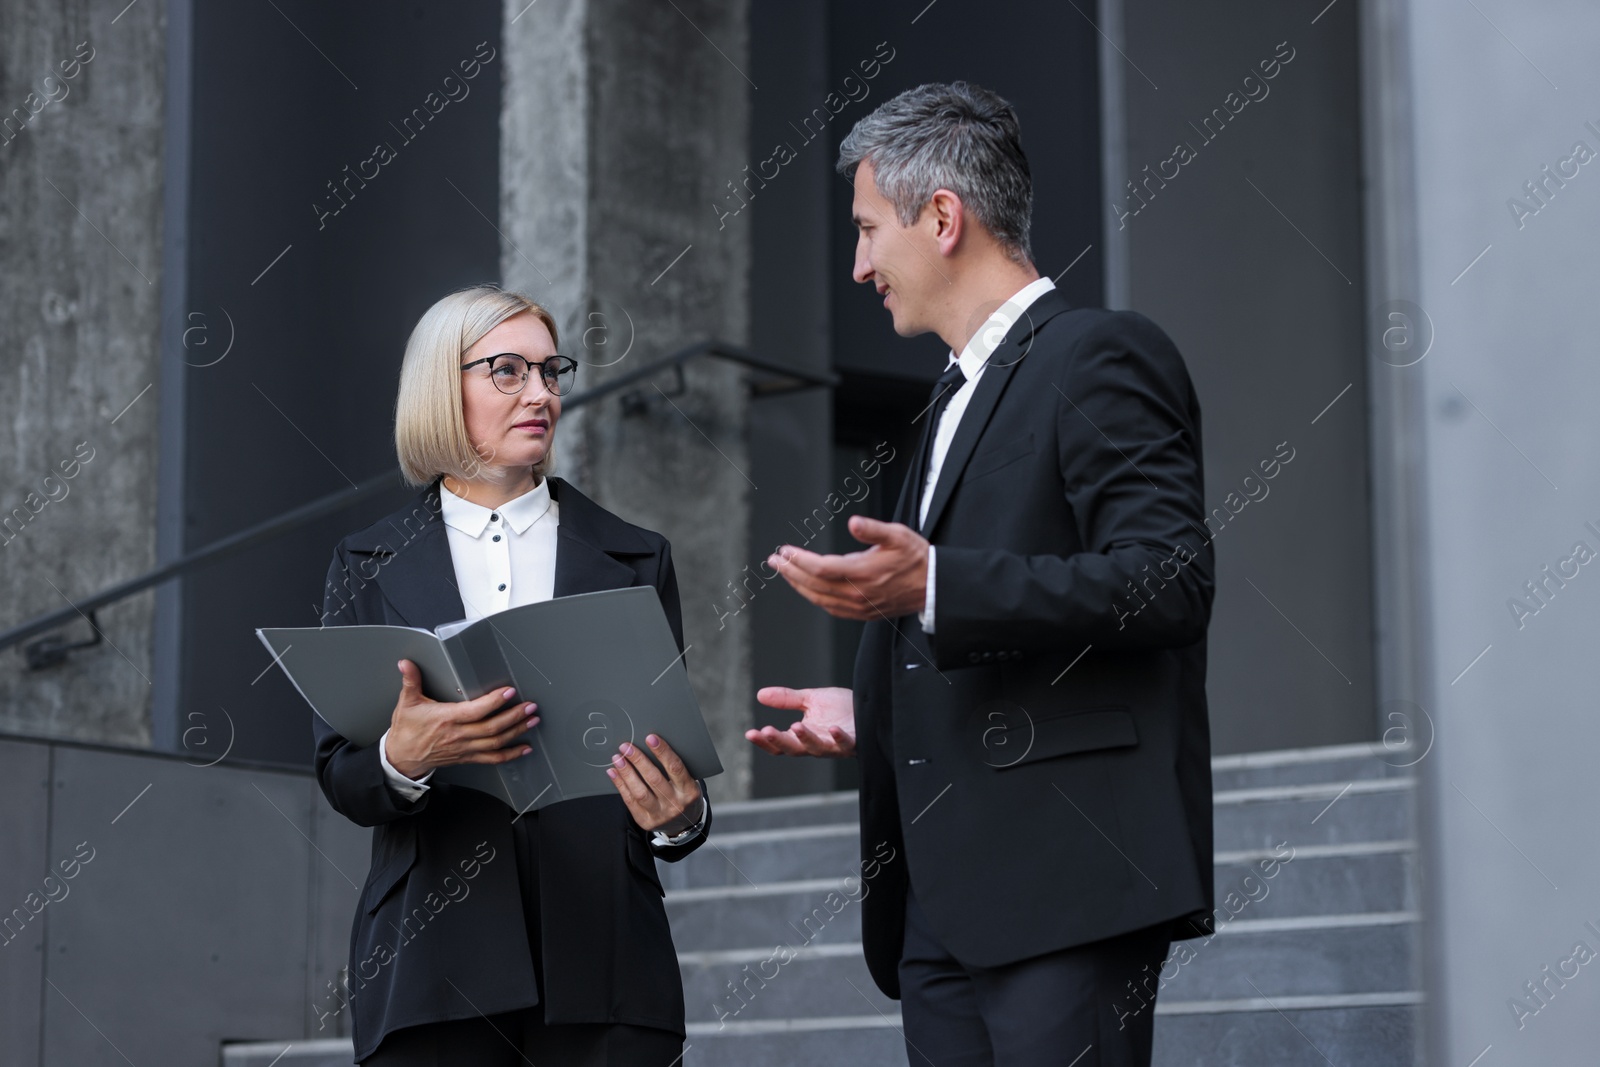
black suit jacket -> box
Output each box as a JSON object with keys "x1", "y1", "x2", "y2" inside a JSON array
[
  {"x1": 312, "y1": 475, "x2": 709, "y2": 1061},
  {"x1": 852, "y1": 289, "x2": 1215, "y2": 998}
]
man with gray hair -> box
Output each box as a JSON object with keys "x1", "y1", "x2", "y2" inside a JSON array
[{"x1": 751, "y1": 81, "x2": 1216, "y2": 1065}]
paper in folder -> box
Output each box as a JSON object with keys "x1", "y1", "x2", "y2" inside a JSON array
[{"x1": 257, "y1": 585, "x2": 723, "y2": 813}]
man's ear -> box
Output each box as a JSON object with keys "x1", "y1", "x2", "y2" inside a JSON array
[{"x1": 928, "y1": 188, "x2": 965, "y2": 256}]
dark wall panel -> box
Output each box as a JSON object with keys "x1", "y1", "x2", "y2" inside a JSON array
[
  {"x1": 176, "y1": 2, "x2": 503, "y2": 764},
  {"x1": 1118, "y1": 0, "x2": 1374, "y2": 752},
  {"x1": 826, "y1": 0, "x2": 1104, "y2": 383},
  {"x1": 747, "y1": 1, "x2": 841, "y2": 797},
  {"x1": 0, "y1": 740, "x2": 49, "y2": 1067}
]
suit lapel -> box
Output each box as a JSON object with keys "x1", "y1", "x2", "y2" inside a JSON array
[
  {"x1": 364, "y1": 481, "x2": 465, "y2": 630},
  {"x1": 892, "y1": 401, "x2": 941, "y2": 527},
  {"x1": 547, "y1": 477, "x2": 652, "y2": 597},
  {"x1": 551, "y1": 516, "x2": 641, "y2": 598},
  {"x1": 918, "y1": 289, "x2": 1073, "y2": 538}
]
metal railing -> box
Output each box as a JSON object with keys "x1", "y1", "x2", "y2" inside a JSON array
[{"x1": 1, "y1": 340, "x2": 835, "y2": 665}]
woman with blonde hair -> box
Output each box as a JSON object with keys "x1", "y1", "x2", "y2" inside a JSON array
[{"x1": 313, "y1": 284, "x2": 709, "y2": 1066}]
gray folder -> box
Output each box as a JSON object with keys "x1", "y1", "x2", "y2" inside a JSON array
[{"x1": 257, "y1": 585, "x2": 722, "y2": 814}]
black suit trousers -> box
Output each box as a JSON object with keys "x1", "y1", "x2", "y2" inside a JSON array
[
  {"x1": 899, "y1": 882, "x2": 1171, "y2": 1067},
  {"x1": 358, "y1": 811, "x2": 685, "y2": 1067}
]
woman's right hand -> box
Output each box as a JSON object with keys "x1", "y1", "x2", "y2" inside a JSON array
[{"x1": 384, "y1": 659, "x2": 539, "y2": 779}]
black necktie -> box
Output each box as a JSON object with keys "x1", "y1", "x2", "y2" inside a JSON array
[{"x1": 910, "y1": 362, "x2": 968, "y2": 525}]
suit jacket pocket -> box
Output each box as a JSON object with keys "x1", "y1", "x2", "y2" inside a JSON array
[
  {"x1": 963, "y1": 432, "x2": 1035, "y2": 483},
  {"x1": 624, "y1": 827, "x2": 666, "y2": 897},
  {"x1": 996, "y1": 705, "x2": 1138, "y2": 769},
  {"x1": 362, "y1": 826, "x2": 419, "y2": 915}
]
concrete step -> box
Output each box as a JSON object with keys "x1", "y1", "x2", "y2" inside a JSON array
[
  {"x1": 710, "y1": 790, "x2": 859, "y2": 835},
  {"x1": 666, "y1": 820, "x2": 1418, "y2": 916},
  {"x1": 690, "y1": 781, "x2": 1416, "y2": 884},
  {"x1": 1154, "y1": 912, "x2": 1419, "y2": 1003},
  {"x1": 681, "y1": 942, "x2": 896, "y2": 1027},
  {"x1": 681, "y1": 999, "x2": 1422, "y2": 1067},
  {"x1": 711, "y1": 742, "x2": 1420, "y2": 835},
  {"x1": 661, "y1": 822, "x2": 859, "y2": 890},
  {"x1": 678, "y1": 912, "x2": 1418, "y2": 1026},
  {"x1": 220, "y1": 1001, "x2": 1422, "y2": 1067},
  {"x1": 666, "y1": 878, "x2": 865, "y2": 952},
  {"x1": 1151, "y1": 1002, "x2": 1421, "y2": 1067},
  {"x1": 1208, "y1": 741, "x2": 1419, "y2": 791},
  {"x1": 682, "y1": 1020, "x2": 907, "y2": 1067},
  {"x1": 1211, "y1": 840, "x2": 1418, "y2": 918},
  {"x1": 222, "y1": 1040, "x2": 354, "y2": 1066},
  {"x1": 666, "y1": 840, "x2": 1418, "y2": 945},
  {"x1": 1210, "y1": 777, "x2": 1414, "y2": 852}
]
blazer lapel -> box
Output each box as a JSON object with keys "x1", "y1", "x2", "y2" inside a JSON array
[
  {"x1": 919, "y1": 289, "x2": 1073, "y2": 538},
  {"x1": 548, "y1": 477, "x2": 653, "y2": 598},
  {"x1": 892, "y1": 401, "x2": 941, "y2": 527},
  {"x1": 359, "y1": 480, "x2": 467, "y2": 631}
]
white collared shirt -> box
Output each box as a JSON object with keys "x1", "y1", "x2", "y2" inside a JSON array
[
  {"x1": 919, "y1": 276, "x2": 1056, "y2": 633},
  {"x1": 378, "y1": 477, "x2": 559, "y2": 799},
  {"x1": 438, "y1": 475, "x2": 559, "y2": 619}
]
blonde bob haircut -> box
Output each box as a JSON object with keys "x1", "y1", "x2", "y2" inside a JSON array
[{"x1": 395, "y1": 284, "x2": 560, "y2": 488}]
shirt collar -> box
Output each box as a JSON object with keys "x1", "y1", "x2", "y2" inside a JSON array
[
  {"x1": 439, "y1": 476, "x2": 553, "y2": 537},
  {"x1": 947, "y1": 276, "x2": 1057, "y2": 380}
]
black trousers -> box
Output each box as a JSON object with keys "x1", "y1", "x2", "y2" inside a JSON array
[
  {"x1": 898, "y1": 883, "x2": 1171, "y2": 1067},
  {"x1": 360, "y1": 812, "x2": 685, "y2": 1067}
]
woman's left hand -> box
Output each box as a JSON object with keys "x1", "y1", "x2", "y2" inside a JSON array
[{"x1": 608, "y1": 734, "x2": 704, "y2": 835}]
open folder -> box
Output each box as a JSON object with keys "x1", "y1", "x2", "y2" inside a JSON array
[{"x1": 257, "y1": 585, "x2": 723, "y2": 814}]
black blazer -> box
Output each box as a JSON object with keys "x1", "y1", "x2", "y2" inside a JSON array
[
  {"x1": 852, "y1": 289, "x2": 1216, "y2": 997},
  {"x1": 312, "y1": 475, "x2": 710, "y2": 1062}
]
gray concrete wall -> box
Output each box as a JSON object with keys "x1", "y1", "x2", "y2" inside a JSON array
[
  {"x1": 1371, "y1": 0, "x2": 1600, "y2": 1060},
  {"x1": 501, "y1": 0, "x2": 754, "y2": 798},
  {"x1": 0, "y1": 0, "x2": 165, "y2": 745}
]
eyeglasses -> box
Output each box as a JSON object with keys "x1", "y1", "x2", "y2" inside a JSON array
[{"x1": 460, "y1": 353, "x2": 579, "y2": 396}]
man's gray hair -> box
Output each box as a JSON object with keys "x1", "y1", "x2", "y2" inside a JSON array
[{"x1": 837, "y1": 81, "x2": 1033, "y2": 263}]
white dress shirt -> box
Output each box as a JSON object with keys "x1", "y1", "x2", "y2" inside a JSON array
[
  {"x1": 378, "y1": 477, "x2": 558, "y2": 799},
  {"x1": 919, "y1": 276, "x2": 1057, "y2": 633}
]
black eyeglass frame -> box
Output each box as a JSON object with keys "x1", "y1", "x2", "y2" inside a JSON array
[{"x1": 459, "y1": 353, "x2": 580, "y2": 396}]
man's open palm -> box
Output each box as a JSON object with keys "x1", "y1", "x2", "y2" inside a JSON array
[{"x1": 747, "y1": 686, "x2": 857, "y2": 758}]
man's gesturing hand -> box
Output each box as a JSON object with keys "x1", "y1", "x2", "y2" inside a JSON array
[
  {"x1": 767, "y1": 515, "x2": 929, "y2": 621},
  {"x1": 384, "y1": 659, "x2": 538, "y2": 779},
  {"x1": 747, "y1": 686, "x2": 856, "y2": 758}
]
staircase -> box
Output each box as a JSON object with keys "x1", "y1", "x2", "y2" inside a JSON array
[
  {"x1": 668, "y1": 742, "x2": 1423, "y2": 1067},
  {"x1": 221, "y1": 741, "x2": 1423, "y2": 1066}
]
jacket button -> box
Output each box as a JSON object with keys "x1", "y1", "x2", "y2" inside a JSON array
[{"x1": 968, "y1": 652, "x2": 981, "y2": 664}]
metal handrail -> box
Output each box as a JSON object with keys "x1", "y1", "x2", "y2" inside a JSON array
[{"x1": 1, "y1": 340, "x2": 834, "y2": 660}]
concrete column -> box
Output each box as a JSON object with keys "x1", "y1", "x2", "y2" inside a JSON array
[
  {"x1": 501, "y1": 0, "x2": 753, "y2": 797},
  {"x1": 0, "y1": 0, "x2": 165, "y2": 745},
  {"x1": 1363, "y1": 0, "x2": 1600, "y2": 1059}
]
